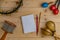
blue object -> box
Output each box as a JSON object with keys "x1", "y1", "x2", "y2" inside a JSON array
[{"x1": 41, "y1": 2, "x2": 48, "y2": 8}]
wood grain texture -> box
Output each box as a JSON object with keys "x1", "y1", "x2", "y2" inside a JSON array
[
  {"x1": 0, "y1": 0, "x2": 60, "y2": 40},
  {"x1": 0, "y1": 32, "x2": 8, "y2": 40}
]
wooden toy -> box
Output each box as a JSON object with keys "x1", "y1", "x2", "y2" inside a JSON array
[
  {"x1": 41, "y1": 2, "x2": 53, "y2": 8},
  {"x1": 0, "y1": 20, "x2": 16, "y2": 40},
  {"x1": 50, "y1": 0, "x2": 60, "y2": 15}
]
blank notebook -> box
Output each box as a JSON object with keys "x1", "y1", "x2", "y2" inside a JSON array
[{"x1": 21, "y1": 14, "x2": 36, "y2": 33}]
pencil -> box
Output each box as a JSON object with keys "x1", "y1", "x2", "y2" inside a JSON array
[
  {"x1": 39, "y1": 13, "x2": 41, "y2": 24},
  {"x1": 36, "y1": 15, "x2": 39, "y2": 35},
  {"x1": 36, "y1": 13, "x2": 41, "y2": 36},
  {"x1": 38, "y1": 13, "x2": 41, "y2": 36}
]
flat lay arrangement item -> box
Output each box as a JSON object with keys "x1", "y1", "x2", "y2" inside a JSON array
[
  {"x1": 36, "y1": 13, "x2": 41, "y2": 36},
  {"x1": 41, "y1": 21, "x2": 60, "y2": 40},
  {"x1": 0, "y1": 0, "x2": 23, "y2": 14},
  {"x1": 41, "y1": 2, "x2": 53, "y2": 8},
  {"x1": 50, "y1": 0, "x2": 60, "y2": 15},
  {"x1": 0, "y1": 20, "x2": 16, "y2": 40},
  {"x1": 21, "y1": 14, "x2": 36, "y2": 33}
]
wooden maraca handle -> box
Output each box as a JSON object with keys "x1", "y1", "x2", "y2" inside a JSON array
[{"x1": 0, "y1": 32, "x2": 8, "y2": 40}]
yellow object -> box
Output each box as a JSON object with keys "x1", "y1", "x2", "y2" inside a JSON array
[
  {"x1": 41, "y1": 28, "x2": 53, "y2": 36},
  {"x1": 46, "y1": 21, "x2": 55, "y2": 32}
]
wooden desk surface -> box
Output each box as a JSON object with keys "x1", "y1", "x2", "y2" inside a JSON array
[{"x1": 0, "y1": 0, "x2": 60, "y2": 40}]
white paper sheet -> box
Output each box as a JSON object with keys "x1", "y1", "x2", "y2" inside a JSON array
[{"x1": 21, "y1": 14, "x2": 36, "y2": 33}]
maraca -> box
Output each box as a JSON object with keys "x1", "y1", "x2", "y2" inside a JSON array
[
  {"x1": 41, "y1": 2, "x2": 53, "y2": 8},
  {"x1": 50, "y1": 0, "x2": 59, "y2": 15},
  {"x1": 50, "y1": 0, "x2": 58, "y2": 10},
  {"x1": 46, "y1": 21, "x2": 55, "y2": 32},
  {"x1": 50, "y1": 5, "x2": 56, "y2": 11},
  {"x1": 41, "y1": 21, "x2": 55, "y2": 36},
  {"x1": 50, "y1": 5, "x2": 59, "y2": 15},
  {"x1": 53, "y1": 8, "x2": 59, "y2": 15}
]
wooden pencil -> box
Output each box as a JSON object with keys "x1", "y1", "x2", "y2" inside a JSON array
[
  {"x1": 36, "y1": 15, "x2": 39, "y2": 35},
  {"x1": 38, "y1": 13, "x2": 41, "y2": 36},
  {"x1": 36, "y1": 13, "x2": 41, "y2": 36}
]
